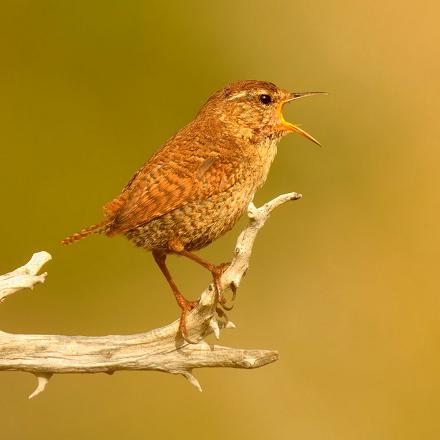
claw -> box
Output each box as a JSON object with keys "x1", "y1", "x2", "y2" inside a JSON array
[
  {"x1": 230, "y1": 283, "x2": 237, "y2": 302},
  {"x1": 217, "y1": 282, "x2": 237, "y2": 311},
  {"x1": 219, "y1": 294, "x2": 234, "y2": 311},
  {"x1": 221, "y1": 302, "x2": 234, "y2": 312},
  {"x1": 215, "y1": 306, "x2": 229, "y2": 323}
]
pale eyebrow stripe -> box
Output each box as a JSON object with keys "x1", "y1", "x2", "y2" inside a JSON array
[
  {"x1": 227, "y1": 89, "x2": 269, "y2": 101},
  {"x1": 227, "y1": 91, "x2": 247, "y2": 100}
]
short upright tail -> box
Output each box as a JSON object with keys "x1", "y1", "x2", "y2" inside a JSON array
[{"x1": 61, "y1": 220, "x2": 109, "y2": 245}]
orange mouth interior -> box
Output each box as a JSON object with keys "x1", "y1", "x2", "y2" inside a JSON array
[{"x1": 278, "y1": 100, "x2": 321, "y2": 146}]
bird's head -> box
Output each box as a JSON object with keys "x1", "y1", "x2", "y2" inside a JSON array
[{"x1": 200, "y1": 80, "x2": 324, "y2": 145}]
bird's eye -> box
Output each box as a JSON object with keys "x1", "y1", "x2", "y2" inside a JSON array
[{"x1": 259, "y1": 94, "x2": 272, "y2": 105}]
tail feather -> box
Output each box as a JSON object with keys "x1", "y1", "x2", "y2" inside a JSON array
[{"x1": 61, "y1": 220, "x2": 109, "y2": 245}]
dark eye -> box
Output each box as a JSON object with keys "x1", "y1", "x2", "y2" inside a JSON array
[{"x1": 259, "y1": 94, "x2": 272, "y2": 105}]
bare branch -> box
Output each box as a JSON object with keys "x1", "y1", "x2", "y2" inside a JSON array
[
  {"x1": 0, "y1": 193, "x2": 301, "y2": 397},
  {"x1": 0, "y1": 251, "x2": 52, "y2": 302}
]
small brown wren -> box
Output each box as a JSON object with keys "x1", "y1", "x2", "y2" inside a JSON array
[{"x1": 62, "y1": 80, "x2": 324, "y2": 341}]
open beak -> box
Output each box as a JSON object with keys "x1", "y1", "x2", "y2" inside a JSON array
[{"x1": 278, "y1": 91, "x2": 327, "y2": 146}]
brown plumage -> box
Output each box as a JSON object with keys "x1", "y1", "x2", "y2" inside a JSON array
[{"x1": 62, "y1": 80, "x2": 324, "y2": 341}]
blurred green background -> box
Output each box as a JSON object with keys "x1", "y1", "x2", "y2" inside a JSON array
[{"x1": 1, "y1": 0, "x2": 439, "y2": 439}]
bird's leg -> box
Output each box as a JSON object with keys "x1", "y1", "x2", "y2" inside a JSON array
[
  {"x1": 170, "y1": 247, "x2": 233, "y2": 309},
  {"x1": 152, "y1": 250, "x2": 197, "y2": 343}
]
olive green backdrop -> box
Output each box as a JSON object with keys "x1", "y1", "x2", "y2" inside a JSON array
[{"x1": 1, "y1": 1, "x2": 438, "y2": 439}]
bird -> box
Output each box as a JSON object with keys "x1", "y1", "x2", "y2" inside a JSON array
[{"x1": 62, "y1": 80, "x2": 324, "y2": 341}]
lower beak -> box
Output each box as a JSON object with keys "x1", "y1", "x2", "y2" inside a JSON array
[{"x1": 279, "y1": 91, "x2": 326, "y2": 146}]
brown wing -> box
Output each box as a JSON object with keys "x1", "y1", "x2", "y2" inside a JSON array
[{"x1": 104, "y1": 142, "x2": 244, "y2": 236}]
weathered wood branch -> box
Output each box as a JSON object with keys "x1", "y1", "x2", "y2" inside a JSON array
[
  {"x1": 0, "y1": 251, "x2": 52, "y2": 303},
  {"x1": 0, "y1": 192, "x2": 301, "y2": 398}
]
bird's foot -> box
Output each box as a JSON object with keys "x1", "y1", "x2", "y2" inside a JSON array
[
  {"x1": 211, "y1": 261, "x2": 237, "y2": 311},
  {"x1": 211, "y1": 261, "x2": 231, "y2": 293},
  {"x1": 216, "y1": 261, "x2": 232, "y2": 275},
  {"x1": 178, "y1": 299, "x2": 198, "y2": 344}
]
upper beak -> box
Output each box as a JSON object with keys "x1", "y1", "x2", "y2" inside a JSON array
[
  {"x1": 279, "y1": 91, "x2": 327, "y2": 146},
  {"x1": 289, "y1": 91, "x2": 327, "y2": 101}
]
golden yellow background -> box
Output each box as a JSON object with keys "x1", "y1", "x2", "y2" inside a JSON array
[{"x1": 1, "y1": 1, "x2": 438, "y2": 439}]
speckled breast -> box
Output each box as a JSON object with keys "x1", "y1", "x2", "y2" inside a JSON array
[{"x1": 125, "y1": 178, "x2": 254, "y2": 251}]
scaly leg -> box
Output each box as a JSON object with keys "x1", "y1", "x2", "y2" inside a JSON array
[
  {"x1": 152, "y1": 250, "x2": 197, "y2": 342},
  {"x1": 169, "y1": 246, "x2": 233, "y2": 309}
]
